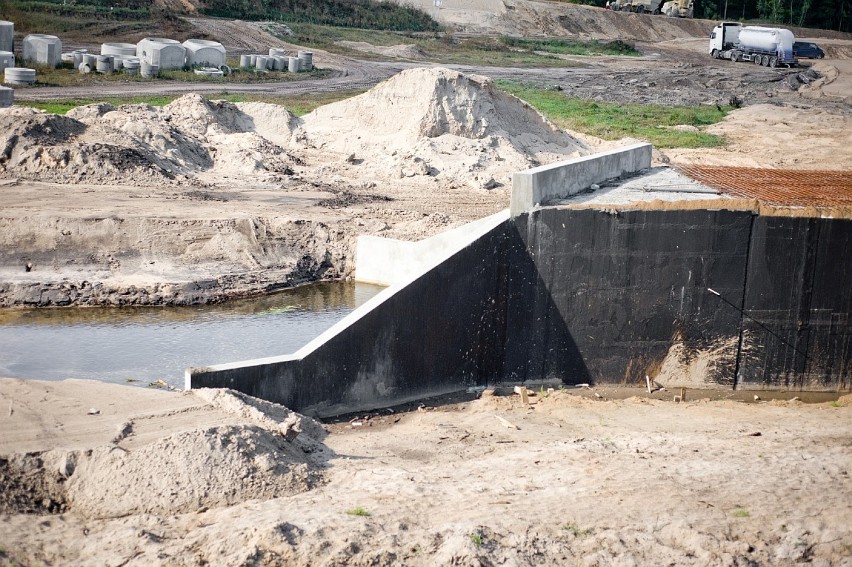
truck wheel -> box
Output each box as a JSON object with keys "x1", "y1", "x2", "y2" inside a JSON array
[
  {"x1": 711, "y1": 49, "x2": 718, "y2": 59},
  {"x1": 769, "y1": 56, "x2": 777, "y2": 68},
  {"x1": 753, "y1": 55, "x2": 761, "y2": 65},
  {"x1": 761, "y1": 55, "x2": 769, "y2": 66}
]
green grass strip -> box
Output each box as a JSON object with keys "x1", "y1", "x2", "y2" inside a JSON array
[{"x1": 497, "y1": 81, "x2": 731, "y2": 149}]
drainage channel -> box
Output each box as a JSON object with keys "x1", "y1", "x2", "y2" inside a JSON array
[{"x1": 0, "y1": 281, "x2": 384, "y2": 388}]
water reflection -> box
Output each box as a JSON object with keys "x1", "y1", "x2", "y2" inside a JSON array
[{"x1": 0, "y1": 282, "x2": 384, "y2": 388}]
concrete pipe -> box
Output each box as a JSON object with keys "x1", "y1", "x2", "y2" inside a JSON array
[
  {"x1": 4, "y1": 67, "x2": 36, "y2": 85},
  {"x1": 83, "y1": 53, "x2": 98, "y2": 66},
  {"x1": 101, "y1": 42, "x2": 137, "y2": 69},
  {"x1": 0, "y1": 51, "x2": 13, "y2": 73},
  {"x1": 239, "y1": 54, "x2": 251, "y2": 68},
  {"x1": 255, "y1": 55, "x2": 268, "y2": 71},
  {"x1": 78, "y1": 63, "x2": 91, "y2": 74},
  {"x1": 0, "y1": 21, "x2": 13, "y2": 54},
  {"x1": 0, "y1": 85, "x2": 13, "y2": 107},
  {"x1": 72, "y1": 50, "x2": 86, "y2": 68},
  {"x1": 269, "y1": 55, "x2": 286, "y2": 71},
  {"x1": 140, "y1": 61, "x2": 159, "y2": 78},
  {"x1": 183, "y1": 39, "x2": 226, "y2": 67},
  {"x1": 96, "y1": 55, "x2": 115, "y2": 74},
  {"x1": 297, "y1": 50, "x2": 313, "y2": 72},
  {"x1": 288, "y1": 56, "x2": 300, "y2": 73},
  {"x1": 269, "y1": 47, "x2": 288, "y2": 58},
  {"x1": 248, "y1": 54, "x2": 257, "y2": 66},
  {"x1": 122, "y1": 57, "x2": 140, "y2": 75},
  {"x1": 22, "y1": 34, "x2": 62, "y2": 68}
]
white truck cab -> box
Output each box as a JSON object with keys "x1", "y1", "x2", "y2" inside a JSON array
[{"x1": 709, "y1": 22, "x2": 742, "y2": 56}]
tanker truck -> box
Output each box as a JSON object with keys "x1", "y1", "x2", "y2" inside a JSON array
[{"x1": 709, "y1": 22, "x2": 797, "y2": 67}]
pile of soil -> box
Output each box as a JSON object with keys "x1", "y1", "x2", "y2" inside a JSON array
[
  {"x1": 0, "y1": 95, "x2": 302, "y2": 186},
  {"x1": 0, "y1": 386, "x2": 329, "y2": 518},
  {"x1": 300, "y1": 67, "x2": 588, "y2": 188}
]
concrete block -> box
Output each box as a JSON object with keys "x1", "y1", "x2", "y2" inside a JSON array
[
  {"x1": 510, "y1": 142, "x2": 652, "y2": 217},
  {"x1": 22, "y1": 34, "x2": 62, "y2": 68},
  {"x1": 136, "y1": 38, "x2": 186, "y2": 70}
]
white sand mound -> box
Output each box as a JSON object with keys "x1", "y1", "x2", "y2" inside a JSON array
[
  {"x1": 299, "y1": 67, "x2": 589, "y2": 186},
  {"x1": 0, "y1": 95, "x2": 302, "y2": 185},
  {"x1": 64, "y1": 424, "x2": 319, "y2": 517},
  {"x1": 61, "y1": 388, "x2": 329, "y2": 519}
]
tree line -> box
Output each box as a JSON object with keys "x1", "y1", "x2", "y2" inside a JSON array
[{"x1": 693, "y1": 0, "x2": 850, "y2": 32}]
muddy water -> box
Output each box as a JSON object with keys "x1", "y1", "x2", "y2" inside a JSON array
[{"x1": 0, "y1": 282, "x2": 385, "y2": 388}]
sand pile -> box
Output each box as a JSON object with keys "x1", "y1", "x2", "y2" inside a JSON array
[
  {"x1": 0, "y1": 106, "x2": 179, "y2": 184},
  {"x1": 63, "y1": 424, "x2": 319, "y2": 517},
  {"x1": 0, "y1": 387, "x2": 329, "y2": 518},
  {"x1": 299, "y1": 67, "x2": 589, "y2": 187},
  {"x1": 0, "y1": 95, "x2": 302, "y2": 186},
  {"x1": 1, "y1": 70, "x2": 587, "y2": 190}
]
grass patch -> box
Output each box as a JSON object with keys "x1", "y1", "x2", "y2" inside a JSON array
[
  {"x1": 497, "y1": 81, "x2": 731, "y2": 149},
  {"x1": 561, "y1": 522, "x2": 592, "y2": 537},
  {"x1": 201, "y1": 0, "x2": 439, "y2": 32},
  {"x1": 733, "y1": 508, "x2": 750, "y2": 518},
  {"x1": 503, "y1": 37, "x2": 639, "y2": 57},
  {"x1": 469, "y1": 532, "x2": 484, "y2": 547},
  {"x1": 19, "y1": 89, "x2": 365, "y2": 117},
  {"x1": 345, "y1": 507, "x2": 371, "y2": 517}
]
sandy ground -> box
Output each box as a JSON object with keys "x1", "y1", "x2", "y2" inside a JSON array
[{"x1": 1, "y1": 378, "x2": 850, "y2": 565}]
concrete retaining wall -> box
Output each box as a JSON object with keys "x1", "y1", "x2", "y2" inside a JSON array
[
  {"x1": 510, "y1": 142, "x2": 652, "y2": 217},
  {"x1": 188, "y1": 148, "x2": 850, "y2": 414},
  {"x1": 188, "y1": 211, "x2": 510, "y2": 416},
  {"x1": 737, "y1": 216, "x2": 851, "y2": 390},
  {"x1": 503, "y1": 208, "x2": 753, "y2": 388}
]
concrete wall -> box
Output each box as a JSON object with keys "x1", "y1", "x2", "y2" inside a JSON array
[
  {"x1": 355, "y1": 212, "x2": 509, "y2": 286},
  {"x1": 510, "y1": 143, "x2": 652, "y2": 217},
  {"x1": 504, "y1": 208, "x2": 752, "y2": 388},
  {"x1": 188, "y1": 212, "x2": 510, "y2": 416},
  {"x1": 188, "y1": 147, "x2": 850, "y2": 414},
  {"x1": 737, "y1": 216, "x2": 851, "y2": 390}
]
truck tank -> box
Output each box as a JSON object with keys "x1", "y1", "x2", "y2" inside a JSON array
[{"x1": 738, "y1": 26, "x2": 794, "y2": 58}]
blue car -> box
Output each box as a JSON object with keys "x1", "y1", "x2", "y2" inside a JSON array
[{"x1": 793, "y1": 41, "x2": 825, "y2": 59}]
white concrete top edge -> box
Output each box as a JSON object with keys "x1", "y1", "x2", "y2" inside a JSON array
[
  {"x1": 510, "y1": 142, "x2": 653, "y2": 217},
  {"x1": 185, "y1": 209, "x2": 510, "y2": 385}
]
